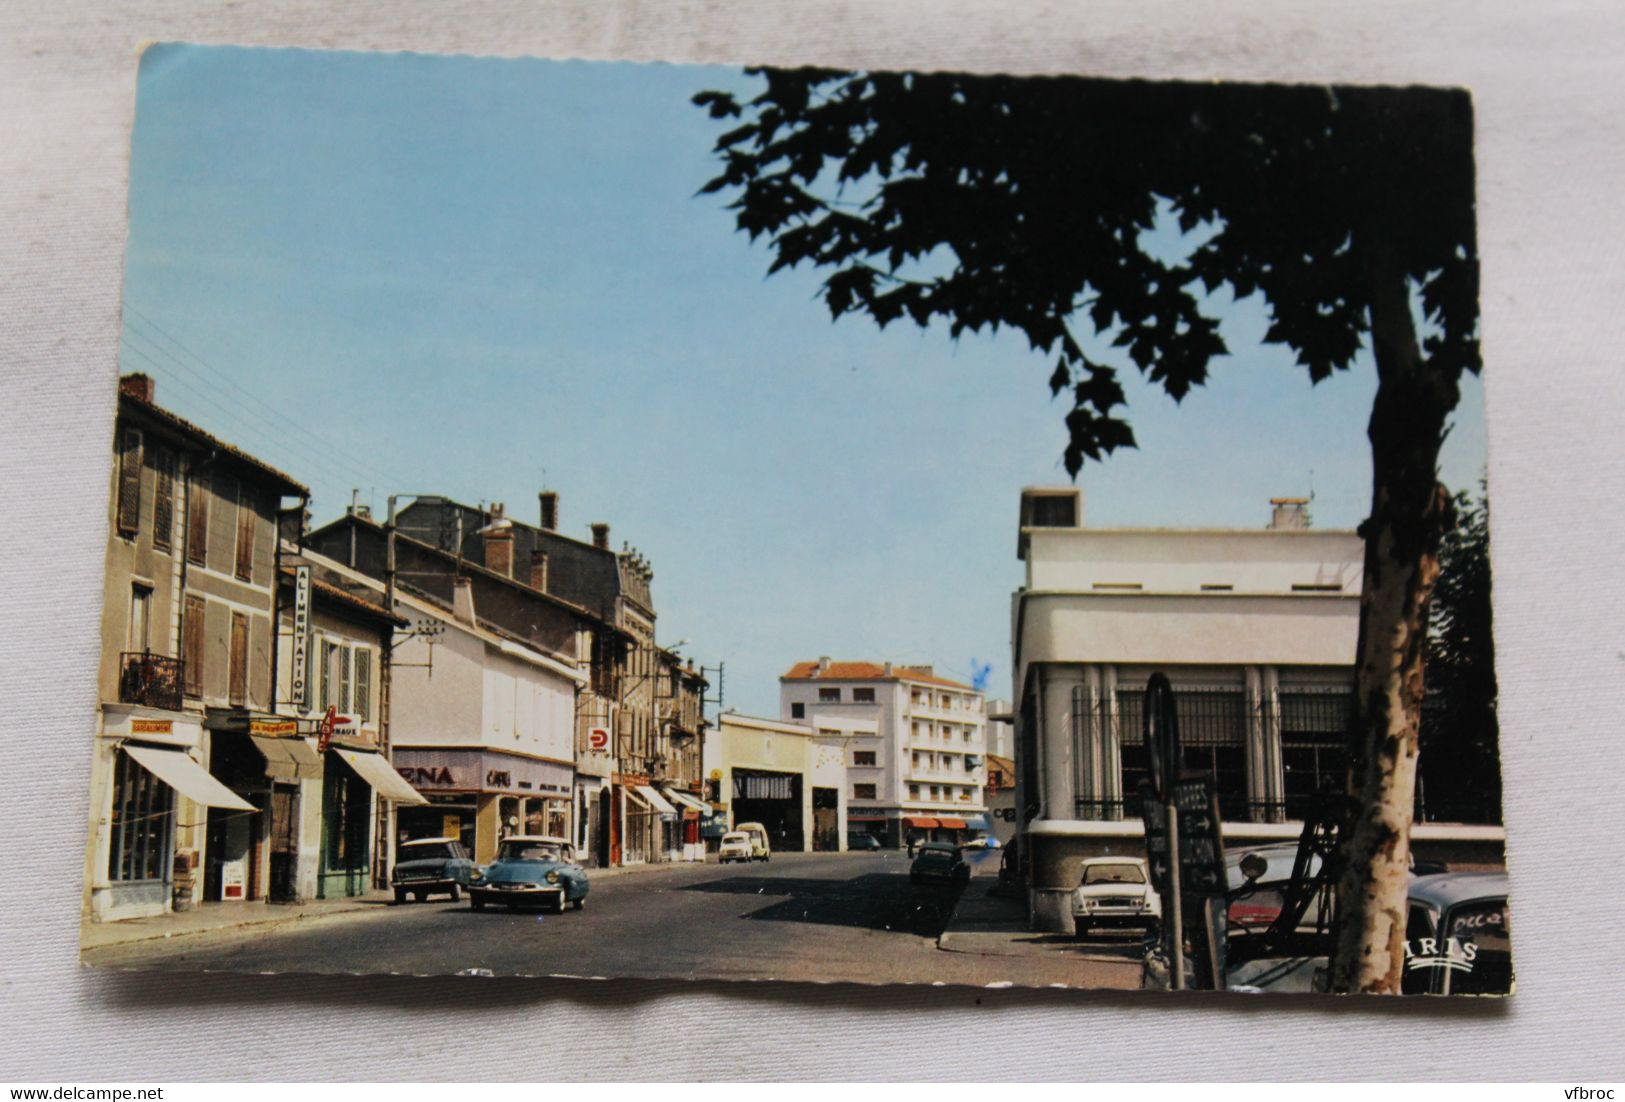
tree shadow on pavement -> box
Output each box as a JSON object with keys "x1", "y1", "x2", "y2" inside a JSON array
[{"x1": 680, "y1": 872, "x2": 963, "y2": 937}]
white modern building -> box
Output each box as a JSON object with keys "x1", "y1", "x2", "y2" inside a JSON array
[
  {"x1": 704, "y1": 713, "x2": 848, "y2": 852},
  {"x1": 1011, "y1": 486, "x2": 1504, "y2": 932},
  {"x1": 780, "y1": 659, "x2": 988, "y2": 848}
]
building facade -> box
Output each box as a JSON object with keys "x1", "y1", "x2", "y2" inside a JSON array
[
  {"x1": 706, "y1": 714, "x2": 848, "y2": 852},
  {"x1": 779, "y1": 660, "x2": 988, "y2": 849},
  {"x1": 86, "y1": 375, "x2": 307, "y2": 921},
  {"x1": 1010, "y1": 487, "x2": 1504, "y2": 933}
]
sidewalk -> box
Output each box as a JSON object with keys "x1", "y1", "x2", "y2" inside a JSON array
[
  {"x1": 80, "y1": 891, "x2": 397, "y2": 952},
  {"x1": 937, "y1": 883, "x2": 1145, "y2": 966}
]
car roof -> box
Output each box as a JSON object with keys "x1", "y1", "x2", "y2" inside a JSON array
[
  {"x1": 401, "y1": 836, "x2": 458, "y2": 845},
  {"x1": 1408, "y1": 871, "x2": 1510, "y2": 909},
  {"x1": 919, "y1": 841, "x2": 958, "y2": 850},
  {"x1": 500, "y1": 834, "x2": 571, "y2": 846},
  {"x1": 1080, "y1": 855, "x2": 1146, "y2": 865}
]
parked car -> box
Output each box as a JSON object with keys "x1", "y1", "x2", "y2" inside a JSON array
[
  {"x1": 909, "y1": 841, "x2": 969, "y2": 888},
  {"x1": 390, "y1": 837, "x2": 476, "y2": 903},
  {"x1": 718, "y1": 831, "x2": 754, "y2": 864},
  {"x1": 848, "y1": 834, "x2": 882, "y2": 851},
  {"x1": 468, "y1": 836, "x2": 588, "y2": 913},
  {"x1": 961, "y1": 835, "x2": 1001, "y2": 850},
  {"x1": 733, "y1": 822, "x2": 772, "y2": 862},
  {"x1": 1072, "y1": 856, "x2": 1161, "y2": 939}
]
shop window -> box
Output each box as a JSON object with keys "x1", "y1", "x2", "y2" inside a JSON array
[
  {"x1": 854, "y1": 750, "x2": 876, "y2": 766},
  {"x1": 108, "y1": 748, "x2": 174, "y2": 882},
  {"x1": 116, "y1": 427, "x2": 143, "y2": 537},
  {"x1": 853, "y1": 783, "x2": 877, "y2": 800},
  {"x1": 853, "y1": 687, "x2": 875, "y2": 702},
  {"x1": 182, "y1": 595, "x2": 205, "y2": 698},
  {"x1": 151, "y1": 447, "x2": 176, "y2": 551},
  {"x1": 819, "y1": 687, "x2": 840, "y2": 702}
]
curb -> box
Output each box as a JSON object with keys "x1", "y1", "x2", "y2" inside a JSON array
[{"x1": 80, "y1": 897, "x2": 388, "y2": 953}]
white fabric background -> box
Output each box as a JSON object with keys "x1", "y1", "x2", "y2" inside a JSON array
[{"x1": 3, "y1": 0, "x2": 1622, "y2": 1082}]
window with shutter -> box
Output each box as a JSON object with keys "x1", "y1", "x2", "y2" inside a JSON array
[
  {"x1": 338, "y1": 645, "x2": 352, "y2": 714},
  {"x1": 116, "y1": 429, "x2": 143, "y2": 536},
  {"x1": 319, "y1": 640, "x2": 334, "y2": 712},
  {"x1": 355, "y1": 648, "x2": 372, "y2": 723},
  {"x1": 186, "y1": 473, "x2": 209, "y2": 565},
  {"x1": 151, "y1": 448, "x2": 175, "y2": 552},
  {"x1": 182, "y1": 596, "x2": 205, "y2": 698},
  {"x1": 229, "y1": 612, "x2": 248, "y2": 706},
  {"x1": 234, "y1": 486, "x2": 257, "y2": 581}
]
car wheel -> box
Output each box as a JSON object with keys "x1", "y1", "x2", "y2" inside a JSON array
[
  {"x1": 393, "y1": 887, "x2": 407, "y2": 905},
  {"x1": 448, "y1": 883, "x2": 462, "y2": 902},
  {"x1": 574, "y1": 897, "x2": 585, "y2": 911},
  {"x1": 470, "y1": 898, "x2": 485, "y2": 912}
]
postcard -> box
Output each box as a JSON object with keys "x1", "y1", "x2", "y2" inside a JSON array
[{"x1": 80, "y1": 43, "x2": 1508, "y2": 996}]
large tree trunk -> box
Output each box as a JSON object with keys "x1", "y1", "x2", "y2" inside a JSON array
[{"x1": 1329, "y1": 252, "x2": 1461, "y2": 994}]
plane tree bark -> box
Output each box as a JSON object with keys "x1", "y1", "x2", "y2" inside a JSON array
[{"x1": 695, "y1": 70, "x2": 1482, "y2": 992}]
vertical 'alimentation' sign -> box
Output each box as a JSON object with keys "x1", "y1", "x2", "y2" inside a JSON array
[{"x1": 290, "y1": 565, "x2": 310, "y2": 706}]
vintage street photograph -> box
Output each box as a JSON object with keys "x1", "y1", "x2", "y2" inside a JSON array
[{"x1": 81, "y1": 43, "x2": 1508, "y2": 995}]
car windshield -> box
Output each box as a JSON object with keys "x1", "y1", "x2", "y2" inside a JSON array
[
  {"x1": 1083, "y1": 862, "x2": 1146, "y2": 885},
  {"x1": 498, "y1": 841, "x2": 563, "y2": 862},
  {"x1": 723, "y1": 834, "x2": 748, "y2": 844},
  {"x1": 1442, "y1": 898, "x2": 1513, "y2": 996},
  {"x1": 401, "y1": 842, "x2": 454, "y2": 861}
]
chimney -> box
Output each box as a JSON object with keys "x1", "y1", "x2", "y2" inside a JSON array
[
  {"x1": 119, "y1": 373, "x2": 155, "y2": 404},
  {"x1": 1269, "y1": 497, "x2": 1311, "y2": 530},
  {"x1": 817, "y1": 656, "x2": 831, "y2": 674},
  {"x1": 529, "y1": 549, "x2": 550, "y2": 593},
  {"x1": 480, "y1": 503, "x2": 514, "y2": 576},
  {"x1": 591, "y1": 523, "x2": 610, "y2": 550},
  {"x1": 883, "y1": 661, "x2": 893, "y2": 676},
  {"x1": 539, "y1": 491, "x2": 559, "y2": 531},
  {"x1": 452, "y1": 576, "x2": 477, "y2": 625}
]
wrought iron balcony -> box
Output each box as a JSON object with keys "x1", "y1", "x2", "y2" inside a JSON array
[{"x1": 119, "y1": 651, "x2": 184, "y2": 711}]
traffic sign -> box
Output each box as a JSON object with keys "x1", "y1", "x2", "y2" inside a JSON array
[
  {"x1": 1143, "y1": 672, "x2": 1180, "y2": 800},
  {"x1": 1172, "y1": 775, "x2": 1228, "y2": 896}
]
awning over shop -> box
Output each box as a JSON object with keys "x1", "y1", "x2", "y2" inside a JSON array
[
  {"x1": 636, "y1": 785, "x2": 679, "y2": 819},
  {"x1": 332, "y1": 747, "x2": 429, "y2": 805},
  {"x1": 251, "y1": 735, "x2": 323, "y2": 782},
  {"x1": 904, "y1": 816, "x2": 940, "y2": 829},
  {"x1": 961, "y1": 815, "x2": 992, "y2": 832},
  {"x1": 847, "y1": 815, "x2": 888, "y2": 822},
  {"x1": 938, "y1": 817, "x2": 968, "y2": 829},
  {"x1": 122, "y1": 743, "x2": 256, "y2": 811},
  {"x1": 662, "y1": 787, "x2": 708, "y2": 815}
]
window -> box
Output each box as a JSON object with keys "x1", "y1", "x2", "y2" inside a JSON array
[
  {"x1": 1117, "y1": 687, "x2": 1249, "y2": 820},
  {"x1": 319, "y1": 640, "x2": 335, "y2": 712},
  {"x1": 908, "y1": 784, "x2": 919, "y2": 799},
  {"x1": 128, "y1": 584, "x2": 152, "y2": 654},
  {"x1": 854, "y1": 750, "x2": 876, "y2": 766},
  {"x1": 182, "y1": 595, "x2": 205, "y2": 698},
  {"x1": 151, "y1": 448, "x2": 176, "y2": 551},
  {"x1": 337, "y1": 645, "x2": 353, "y2": 714},
  {"x1": 853, "y1": 783, "x2": 876, "y2": 800},
  {"x1": 853, "y1": 687, "x2": 875, "y2": 703},
  {"x1": 790, "y1": 702, "x2": 805, "y2": 718},
  {"x1": 964, "y1": 756, "x2": 975, "y2": 772},
  {"x1": 228, "y1": 612, "x2": 249, "y2": 707},
  {"x1": 355, "y1": 648, "x2": 372, "y2": 723},
  {"x1": 186, "y1": 472, "x2": 210, "y2": 565},
  {"x1": 818, "y1": 687, "x2": 840, "y2": 703},
  {"x1": 107, "y1": 749, "x2": 173, "y2": 882},
  {"x1": 115, "y1": 428, "x2": 143, "y2": 537},
  {"x1": 1279, "y1": 689, "x2": 1351, "y2": 820},
  {"x1": 930, "y1": 785, "x2": 940, "y2": 799},
  {"x1": 911, "y1": 751, "x2": 920, "y2": 767},
  {"x1": 234, "y1": 485, "x2": 257, "y2": 582}
]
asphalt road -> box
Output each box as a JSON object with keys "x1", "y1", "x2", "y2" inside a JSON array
[{"x1": 82, "y1": 850, "x2": 1141, "y2": 989}]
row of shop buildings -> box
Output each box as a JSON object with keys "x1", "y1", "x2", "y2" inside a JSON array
[{"x1": 86, "y1": 374, "x2": 710, "y2": 922}]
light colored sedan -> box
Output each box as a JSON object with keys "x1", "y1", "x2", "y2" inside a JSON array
[
  {"x1": 718, "y1": 831, "x2": 754, "y2": 864},
  {"x1": 1072, "y1": 856, "x2": 1162, "y2": 938}
]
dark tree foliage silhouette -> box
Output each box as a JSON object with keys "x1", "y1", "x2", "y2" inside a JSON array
[
  {"x1": 1419, "y1": 486, "x2": 1501, "y2": 825},
  {"x1": 696, "y1": 69, "x2": 1482, "y2": 993}
]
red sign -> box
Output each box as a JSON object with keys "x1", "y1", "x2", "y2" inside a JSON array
[{"x1": 588, "y1": 727, "x2": 610, "y2": 751}]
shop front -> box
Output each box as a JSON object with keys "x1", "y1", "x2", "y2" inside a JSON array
[
  {"x1": 660, "y1": 785, "x2": 709, "y2": 861},
  {"x1": 88, "y1": 706, "x2": 257, "y2": 922},
  {"x1": 394, "y1": 747, "x2": 572, "y2": 862},
  {"x1": 731, "y1": 768, "x2": 804, "y2": 853},
  {"x1": 317, "y1": 744, "x2": 429, "y2": 897}
]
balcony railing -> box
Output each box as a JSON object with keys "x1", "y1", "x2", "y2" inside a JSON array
[{"x1": 119, "y1": 651, "x2": 184, "y2": 711}]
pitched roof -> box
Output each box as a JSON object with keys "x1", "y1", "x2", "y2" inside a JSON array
[
  {"x1": 780, "y1": 661, "x2": 975, "y2": 691},
  {"x1": 120, "y1": 391, "x2": 307, "y2": 497}
]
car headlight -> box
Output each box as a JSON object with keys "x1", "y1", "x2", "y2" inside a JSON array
[
  {"x1": 469, "y1": 868, "x2": 484, "y2": 881},
  {"x1": 546, "y1": 870, "x2": 560, "y2": 884}
]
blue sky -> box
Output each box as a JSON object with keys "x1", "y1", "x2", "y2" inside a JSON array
[{"x1": 119, "y1": 44, "x2": 1487, "y2": 717}]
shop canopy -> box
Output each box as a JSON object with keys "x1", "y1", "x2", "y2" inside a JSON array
[
  {"x1": 332, "y1": 747, "x2": 429, "y2": 805},
  {"x1": 904, "y1": 816, "x2": 940, "y2": 829},
  {"x1": 122, "y1": 743, "x2": 256, "y2": 811},
  {"x1": 661, "y1": 787, "x2": 709, "y2": 815},
  {"x1": 635, "y1": 785, "x2": 679, "y2": 819},
  {"x1": 251, "y1": 735, "x2": 323, "y2": 782},
  {"x1": 938, "y1": 817, "x2": 968, "y2": 829}
]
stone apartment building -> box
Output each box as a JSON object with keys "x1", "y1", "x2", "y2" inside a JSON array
[
  {"x1": 780, "y1": 659, "x2": 988, "y2": 849},
  {"x1": 86, "y1": 374, "x2": 307, "y2": 921}
]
